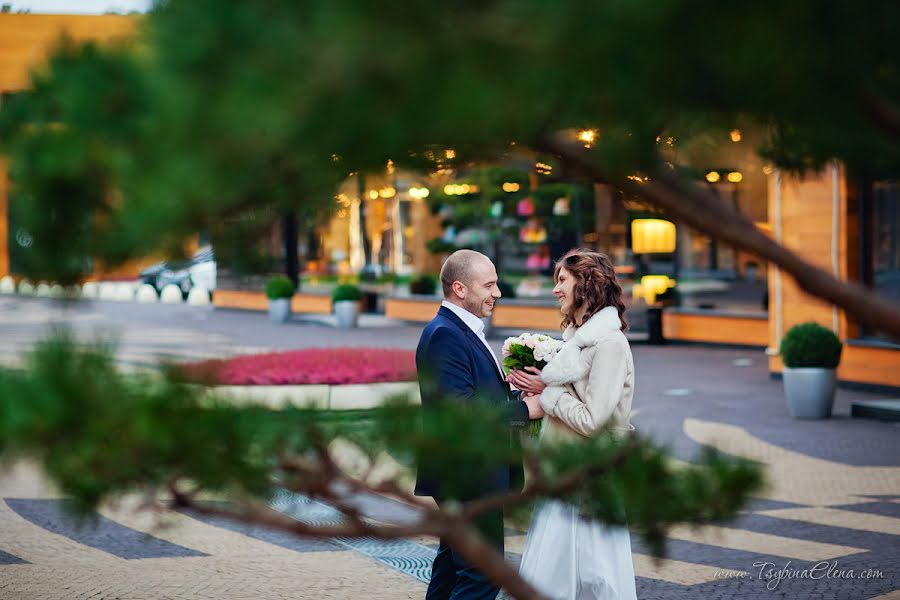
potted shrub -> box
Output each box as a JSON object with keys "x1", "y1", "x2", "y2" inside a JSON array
[
  {"x1": 265, "y1": 276, "x2": 295, "y2": 323},
  {"x1": 409, "y1": 274, "x2": 438, "y2": 296},
  {"x1": 332, "y1": 284, "x2": 362, "y2": 328},
  {"x1": 779, "y1": 322, "x2": 843, "y2": 419}
]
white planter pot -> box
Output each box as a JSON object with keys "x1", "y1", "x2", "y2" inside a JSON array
[
  {"x1": 783, "y1": 367, "x2": 837, "y2": 419},
  {"x1": 268, "y1": 298, "x2": 292, "y2": 323},
  {"x1": 334, "y1": 300, "x2": 360, "y2": 328}
]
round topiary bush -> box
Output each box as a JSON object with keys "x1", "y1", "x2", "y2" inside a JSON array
[
  {"x1": 780, "y1": 322, "x2": 842, "y2": 368},
  {"x1": 265, "y1": 276, "x2": 295, "y2": 299},
  {"x1": 409, "y1": 274, "x2": 437, "y2": 295},
  {"x1": 332, "y1": 284, "x2": 362, "y2": 302},
  {"x1": 497, "y1": 280, "x2": 516, "y2": 299}
]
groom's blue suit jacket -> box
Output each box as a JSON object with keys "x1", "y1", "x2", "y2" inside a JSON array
[{"x1": 414, "y1": 306, "x2": 529, "y2": 500}]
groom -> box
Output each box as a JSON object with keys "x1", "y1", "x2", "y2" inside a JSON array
[{"x1": 415, "y1": 249, "x2": 544, "y2": 600}]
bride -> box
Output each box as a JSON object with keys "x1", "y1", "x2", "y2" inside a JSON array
[{"x1": 507, "y1": 248, "x2": 638, "y2": 600}]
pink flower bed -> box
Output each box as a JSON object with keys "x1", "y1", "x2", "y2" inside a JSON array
[{"x1": 179, "y1": 347, "x2": 417, "y2": 386}]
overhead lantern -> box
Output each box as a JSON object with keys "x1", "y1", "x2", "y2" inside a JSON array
[{"x1": 631, "y1": 218, "x2": 676, "y2": 253}]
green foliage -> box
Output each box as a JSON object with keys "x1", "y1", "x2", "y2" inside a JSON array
[
  {"x1": 331, "y1": 283, "x2": 362, "y2": 302},
  {"x1": 425, "y1": 238, "x2": 460, "y2": 256},
  {"x1": 780, "y1": 322, "x2": 843, "y2": 368},
  {"x1": 0, "y1": 331, "x2": 279, "y2": 511},
  {"x1": 502, "y1": 343, "x2": 548, "y2": 376},
  {"x1": 0, "y1": 332, "x2": 764, "y2": 555},
  {"x1": 409, "y1": 274, "x2": 438, "y2": 296},
  {"x1": 497, "y1": 279, "x2": 516, "y2": 299},
  {"x1": 265, "y1": 276, "x2": 295, "y2": 299},
  {"x1": 0, "y1": 41, "x2": 153, "y2": 284},
  {"x1": 2, "y1": 0, "x2": 899, "y2": 285}
]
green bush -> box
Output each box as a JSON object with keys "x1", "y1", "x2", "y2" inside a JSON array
[
  {"x1": 332, "y1": 284, "x2": 362, "y2": 302},
  {"x1": 780, "y1": 322, "x2": 842, "y2": 368},
  {"x1": 409, "y1": 274, "x2": 438, "y2": 296},
  {"x1": 265, "y1": 276, "x2": 295, "y2": 300},
  {"x1": 498, "y1": 280, "x2": 516, "y2": 299}
]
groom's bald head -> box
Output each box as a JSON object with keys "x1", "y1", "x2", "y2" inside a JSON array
[{"x1": 440, "y1": 249, "x2": 491, "y2": 298}]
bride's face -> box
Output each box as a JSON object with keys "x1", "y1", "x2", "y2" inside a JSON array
[{"x1": 553, "y1": 267, "x2": 577, "y2": 315}]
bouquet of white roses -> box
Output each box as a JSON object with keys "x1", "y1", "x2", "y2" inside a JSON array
[
  {"x1": 502, "y1": 333, "x2": 563, "y2": 436},
  {"x1": 501, "y1": 332, "x2": 563, "y2": 376}
]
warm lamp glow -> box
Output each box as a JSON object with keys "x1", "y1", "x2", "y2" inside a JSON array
[
  {"x1": 635, "y1": 275, "x2": 676, "y2": 304},
  {"x1": 409, "y1": 186, "x2": 430, "y2": 199},
  {"x1": 730, "y1": 129, "x2": 742, "y2": 142},
  {"x1": 631, "y1": 219, "x2": 677, "y2": 254},
  {"x1": 578, "y1": 129, "x2": 597, "y2": 147},
  {"x1": 706, "y1": 171, "x2": 721, "y2": 183},
  {"x1": 379, "y1": 187, "x2": 396, "y2": 198},
  {"x1": 368, "y1": 190, "x2": 379, "y2": 200},
  {"x1": 727, "y1": 171, "x2": 743, "y2": 183},
  {"x1": 502, "y1": 182, "x2": 521, "y2": 192}
]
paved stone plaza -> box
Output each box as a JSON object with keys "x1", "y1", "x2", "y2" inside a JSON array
[{"x1": 1, "y1": 297, "x2": 898, "y2": 599}]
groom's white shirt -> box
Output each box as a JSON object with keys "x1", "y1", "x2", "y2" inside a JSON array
[{"x1": 441, "y1": 300, "x2": 504, "y2": 376}]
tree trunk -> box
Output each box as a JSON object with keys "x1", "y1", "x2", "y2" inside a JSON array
[{"x1": 282, "y1": 210, "x2": 299, "y2": 289}]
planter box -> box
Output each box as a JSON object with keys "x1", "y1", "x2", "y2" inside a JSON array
[
  {"x1": 268, "y1": 298, "x2": 292, "y2": 322},
  {"x1": 214, "y1": 289, "x2": 332, "y2": 314},
  {"x1": 783, "y1": 367, "x2": 837, "y2": 419},
  {"x1": 384, "y1": 296, "x2": 441, "y2": 322},
  {"x1": 333, "y1": 299, "x2": 361, "y2": 328},
  {"x1": 213, "y1": 381, "x2": 420, "y2": 410}
]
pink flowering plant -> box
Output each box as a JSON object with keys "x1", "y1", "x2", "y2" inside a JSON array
[
  {"x1": 501, "y1": 332, "x2": 563, "y2": 376},
  {"x1": 178, "y1": 348, "x2": 416, "y2": 386}
]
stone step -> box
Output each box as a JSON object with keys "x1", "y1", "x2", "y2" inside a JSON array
[{"x1": 851, "y1": 399, "x2": 900, "y2": 422}]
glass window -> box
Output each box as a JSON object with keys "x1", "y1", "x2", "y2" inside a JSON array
[{"x1": 861, "y1": 178, "x2": 900, "y2": 340}]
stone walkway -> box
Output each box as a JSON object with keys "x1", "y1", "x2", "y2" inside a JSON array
[{"x1": 0, "y1": 297, "x2": 898, "y2": 598}]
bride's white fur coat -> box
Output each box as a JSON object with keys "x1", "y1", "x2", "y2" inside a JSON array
[{"x1": 538, "y1": 305, "x2": 634, "y2": 442}]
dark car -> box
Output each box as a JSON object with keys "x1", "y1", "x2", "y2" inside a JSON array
[{"x1": 139, "y1": 247, "x2": 216, "y2": 298}]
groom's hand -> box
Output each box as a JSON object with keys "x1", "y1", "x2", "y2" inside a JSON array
[
  {"x1": 507, "y1": 367, "x2": 547, "y2": 395},
  {"x1": 522, "y1": 393, "x2": 545, "y2": 420}
]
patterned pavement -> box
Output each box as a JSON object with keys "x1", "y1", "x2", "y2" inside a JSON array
[{"x1": 0, "y1": 296, "x2": 898, "y2": 598}]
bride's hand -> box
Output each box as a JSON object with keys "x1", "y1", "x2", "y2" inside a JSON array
[{"x1": 506, "y1": 367, "x2": 547, "y2": 395}]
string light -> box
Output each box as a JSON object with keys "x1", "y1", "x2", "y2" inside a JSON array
[{"x1": 578, "y1": 129, "x2": 597, "y2": 147}]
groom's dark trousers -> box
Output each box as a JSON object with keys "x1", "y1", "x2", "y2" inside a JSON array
[{"x1": 414, "y1": 306, "x2": 529, "y2": 600}]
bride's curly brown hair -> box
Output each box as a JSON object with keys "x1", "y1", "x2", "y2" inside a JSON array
[{"x1": 554, "y1": 248, "x2": 628, "y2": 331}]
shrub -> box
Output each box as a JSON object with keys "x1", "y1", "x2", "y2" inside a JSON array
[
  {"x1": 409, "y1": 274, "x2": 438, "y2": 296},
  {"x1": 178, "y1": 348, "x2": 416, "y2": 385},
  {"x1": 265, "y1": 276, "x2": 295, "y2": 300},
  {"x1": 780, "y1": 322, "x2": 842, "y2": 368},
  {"x1": 332, "y1": 284, "x2": 362, "y2": 302},
  {"x1": 498, "y1": 280, "x2": 516, "y2": 299}
]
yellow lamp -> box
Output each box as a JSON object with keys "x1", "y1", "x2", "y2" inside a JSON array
[
  {"x1": 638, "y1": 275, "x2": 675, "y2": 304},
  {"x1": 631, "y1": 219, "x2": 676, "y2": 253}
]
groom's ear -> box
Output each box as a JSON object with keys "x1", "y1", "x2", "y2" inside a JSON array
[{"x1": 451, "y1": 280, "x2": 466, "y2": 299}]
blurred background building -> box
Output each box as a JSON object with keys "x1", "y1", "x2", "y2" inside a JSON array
[{"x1": 0, "y1": 12, "x2": 897, "y2": 388}]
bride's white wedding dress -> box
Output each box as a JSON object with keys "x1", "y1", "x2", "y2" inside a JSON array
[
  {"x1": 516, "y1": 307, "x2": 638, "y2": 599},
  {"x1": 518, "y1": 499, "x2": 637, "y2": 600}
]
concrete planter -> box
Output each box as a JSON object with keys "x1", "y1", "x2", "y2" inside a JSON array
[
  {"x1": 334, "y1": 300, "x2": 360, "y2": 328},
  {"x1": 783, "y1": 367, "x2": 837, "y2": 419},
  {"x1": 212, "y1": 381, "x2": 420, "y2": 410},
  {"x1": 268, "y1": 298, "x2": 292, "y2": 323}
]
